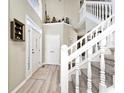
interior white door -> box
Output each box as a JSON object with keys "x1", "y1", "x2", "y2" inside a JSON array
[
  {"x1": 45, "y1": 35, "x2": 60, "y2": 65},
  {"x1": 32, "y1": 28, "x2": 41, "y2": 73},
  {"x1": 26, "y1": 17, "x2": 42, "y2": 78}
]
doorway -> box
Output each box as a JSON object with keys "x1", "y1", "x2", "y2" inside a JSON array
[
  {"x1": 45, "y1": 35, "x2": 60, "y2": 65},
  {"x1": 26, "y1": 16, "x2": 42, "y2": 78}
]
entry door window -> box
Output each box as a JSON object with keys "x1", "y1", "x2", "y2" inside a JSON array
[{"x1": 27, "y1": 0, "x2": 42, "y2": 19}]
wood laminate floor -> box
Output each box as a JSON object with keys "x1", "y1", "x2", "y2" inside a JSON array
[{"x1": 17, "y1": 65, "x2": 60, "y2": 93}]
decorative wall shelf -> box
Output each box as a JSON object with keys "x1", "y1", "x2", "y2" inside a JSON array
[{"x1": 11, "y1": 18, "x2": 25, "y2": 41}]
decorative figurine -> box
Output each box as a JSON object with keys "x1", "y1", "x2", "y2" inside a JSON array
[
  {"x1": 62, "y1": 18, "x2": 65, "y2": 22},
  {"x1": 65, "y1": 17, "x2": 69, "y2": 24},
  {"x1": 51, "y1": 17, "x2": 57, "y2": 23},
  {"x1": 45, "y1": 15, "x2": 51, "y2": 23},
  {"x1": 58, "y1": 20, "x2": 61, "y2": 22}
]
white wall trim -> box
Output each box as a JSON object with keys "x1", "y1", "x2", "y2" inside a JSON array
[
  {"x1": 25, "y1": 15, "x2": 42, "y2": 78},
  {"x1": 42, "y1": 63, "x2": 60, "y2": 66},
  {"x1": 27, "y1": 0, "x2": 42, "y2": 21},
  {"x1": 26, "y1": 15, "x2": 42, "y2": 33},
  {"x1": 11, "y1": 74, "x2": 32, "y2": 93}
]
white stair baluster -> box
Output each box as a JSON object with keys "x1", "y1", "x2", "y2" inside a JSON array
[
  {"x1": 87, "y1": 47, "x2": 92, "y2": 93},
  {"x1": 61, "y1": 45, "x2": 68, "y2": 93},
  {"x1": 105, "y1": 4, "x2": 108, "y2": 20},
  {"x1": 87, "y1": 59, "x2": 92, "y2": 93},
  {"x1": 99, "y1": 46, "x2": 107, "y2": 93},
  {"x1": 97, "y1": 3, "x2": 99, "y2": 19},
  {"x1": 109, "y1": 4, "x2": 112, "y2": 17},
  {"x1": 75, "y1": 56, "x2": 80, "y2": 93},
  {"x1": 99, "y1": 4, "x2": 101, "y2": 20},
  {"x1": 101, "y1": 4, "x2": 104, "y2": 20}
]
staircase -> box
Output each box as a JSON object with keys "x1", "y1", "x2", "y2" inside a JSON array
[{"x1": 60, "y1": 0, "x2": 115, "y2": 93}]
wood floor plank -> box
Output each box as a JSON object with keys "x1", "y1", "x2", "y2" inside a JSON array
[
  {"x1": 16, "y1": 79, "x2": 36, "y2": 93},
  {"x1": 48, "y1": 66, "x2": 59, "y2": 93},
  {"x1": 31, "y1": 65, "x2": 50, "y2": 80},
  {"x1": 28, "y1": 79, "x2": 44, "y2": 93},
  {"x1": 39, "y1": 65, "x2": 57, "y2": 93},
  {"x1": 17, "y1": 65, "x2": 60, "y2": 93}
]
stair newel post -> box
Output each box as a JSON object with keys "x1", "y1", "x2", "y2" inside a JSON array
[
  {"x1": 87, "y1": 47, "x2": 92, "y2": 93},
  {"x1": 61, "y1": 45, "x2": 68, "y2": 93},
  {"x1": 99, "y1": 46, "x2": 106, "y2": 93},
  {"x1": 75, "y1": 55, "x2": 80, "y2": 93}
]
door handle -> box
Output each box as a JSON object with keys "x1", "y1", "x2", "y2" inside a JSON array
[
  {"x1": 32, "y1": 49, "x2": 34, "y2": 54},
  {"x1": 50, "y1": 51, "x2": 54, "y2": 53}
]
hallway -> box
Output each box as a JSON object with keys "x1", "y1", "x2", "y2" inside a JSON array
[{"x1": 17, "y1": 65, "x2": 60, "y2": 93}]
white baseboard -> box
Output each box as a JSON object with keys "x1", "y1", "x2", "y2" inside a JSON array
[
  {"x1": 11, "y1": 74, "x2": 32, "y2": 93},
  {"x1": 43, "y1": 63, "x2": 60, "y2": 66}
]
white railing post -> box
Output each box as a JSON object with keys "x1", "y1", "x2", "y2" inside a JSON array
[
  {"x1": 61, "y1": 45, "x2": 68, "y2": 93},
  {"x1": 101, "y1": 4, "x2": 104, "y2": 20},
  {"x1": 87, "y1": 48, "x2": 92, "y2": 93},
  {"x1": 105, "y1": 4, "x2": 108, "y2": 20},
  {"x1": 87, "y1": 59, "x2": 92, "y2": 93},
  {"x1": 97, "y1": 3, "x2": 99, "y2": 19},
  {"x1": 99, "y1": 45, "x2": 106, "y2": 93},
  {"x1": 75, "y1": 56, "x2": 80, "y2": 93}
]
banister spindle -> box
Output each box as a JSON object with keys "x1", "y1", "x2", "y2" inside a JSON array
[
  {"x1": 99, "y1": 4, "x2": 101, "y2": 20},
  {"x1": 105, "y1": 4, "x2": 108, "y2": 20},
  {"x1": 87, "y1": 48, "x2": 92, "y2": 93},
  {"x1": 87, "y1": 61, "x2": 92, "y2": 93},
  {"x1": 99, "y1": 46, "x2": 106, "y2": 93},
  {"x1": 75, "y1": 56, "x2": 80, "y2": 93},
  {"x1": 109, "y1": 4, "x2": 112, "y2": 17},
  {"x1": 97, "y1": 3, "x2": 99, "y2": 19},
  {"x1": 61, "y1": 45, "x2": 68, "y2": 93},
  {"x1": 101, "y1": 4, "x2": 104, "y2": 20}
]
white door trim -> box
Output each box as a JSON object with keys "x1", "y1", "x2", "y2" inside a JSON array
[{"x1": 25, "y1": 15, "x2": 42, "y2": 78}]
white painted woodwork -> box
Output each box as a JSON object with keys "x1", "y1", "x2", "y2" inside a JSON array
[
  {"x1": 99, "y1": 46, "x2": 107, "y2": 93},
  {"x1": 80, "y1": 1, "x2": 112, "y2": 23},
  {"x1": 61, "y1": 45, "x2": 68, "y2": 93},
  {"x1": 75, "y1": 56, "x2": 80, "y2": 93},
  {"x1": 45, "y1": 35, "x2": 60, "y2": 65},
  {"x1": 26, "y1": 25, "x2": 32, "y2": 78},
  {"x1": 87, "y1": 61, "x2": 92, "y2": 93},
  {"x1": 60, "y1": 15, "x2": 115, "y2": 93},
  {"x1": 26, "y1": 17, "x2": 42, "y2": 78},
  {"x1": 68, "y1": 15, "x2": 114, "y2": 62},
  {"x1": 31, "y1": 28, "x2": 42, "y2": 73}
]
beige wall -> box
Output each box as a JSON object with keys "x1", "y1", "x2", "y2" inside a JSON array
[
  {"x1": 9, "y1": 0, "x2": 42, "y2": 92},
  {"x1": 86, "y1": 18, "x2": 97, "y2": 32},
  {"x1": 45, "y1": 0, "x2": 80, "y2": 26},
  {"x1": 45, "y1": 0, "x2": 64, "y2": 20},
  {"x1": 64, "y1": 0, "x2": 80, "y2": 27}
]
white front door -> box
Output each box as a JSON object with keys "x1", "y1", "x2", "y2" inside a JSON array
[
  {"x1": 45, "y1": 35, "x2": 60, "y2": 65},
  {"x1": 32, "y1": 29, "x2": 41, "y2": 73}
]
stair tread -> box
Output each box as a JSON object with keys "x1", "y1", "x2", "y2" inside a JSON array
[
  {"x1": 69, "y1": 81, "x2": 75, "y2": 93},
  {"x1": 104, "y1": 54, "x2": 114, "y2": 61},
  {"x1": 91, "y1": 62, "x2": 114, "y2": 75},
  {"x1": 80, "y1": 69, "x2": 99, "y2": 93},
  {"x1": 105, "y1": 59, "x2": 114, "y2": 67},
  {"x1": 71, "y1": 74, "x2": 87, "y2": 93}
]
